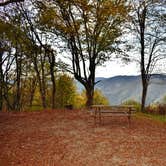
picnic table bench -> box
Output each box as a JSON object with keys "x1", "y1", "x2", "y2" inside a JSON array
[{"x1": 90, "y1": 105, "x2": 136, "y2": 125}]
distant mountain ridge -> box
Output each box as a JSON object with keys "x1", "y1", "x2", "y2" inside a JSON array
[{"x1": 76, "y1": 74, "x2": 166, "y2": 105}]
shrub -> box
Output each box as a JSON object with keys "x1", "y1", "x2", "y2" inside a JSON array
[
  {"x1": 161, "y1": 95, "x2": 166, "y2": 104},
  {"x1": 145, "y1": 105, "x2": 156, "y2": 114},
  {"x1": 73, "y1": 93, "x2": 86, "y2": 109},
  {"x1": 157, "y1": 104, "x2": 166, "y2": 115},
  {"x1": 145, "y1": 104, "x2": 166, "y2": 115},
  {"x1": 93, "y1": 89, "x2": 109, "y2": 105},
  {"x1": 121, "y1": 99, "x2": 141, "y2": 111}
]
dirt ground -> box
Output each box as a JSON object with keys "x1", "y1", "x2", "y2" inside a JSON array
[{"x1": 0, "y1": 110, "x2": 165, "y2": 166}]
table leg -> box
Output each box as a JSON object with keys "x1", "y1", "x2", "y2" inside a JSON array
[{"x1": 128, "y1": 108, "x2": 131, "y2": 127}]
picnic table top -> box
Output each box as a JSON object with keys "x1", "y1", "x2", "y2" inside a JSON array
[{"x1": 90, "y1": 105, "x2": 136, "y2": 109}]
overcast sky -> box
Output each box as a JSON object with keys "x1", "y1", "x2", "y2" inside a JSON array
[
  {"x1": 95, "y1": 58, "x2": 166, "y2": 78},
  {"x1": 96, "y1": 60, "x2": 140, "y2": 78},
  {"x1": 61, "y1": 49, "x2": 165, "y2": 79},
  {"x1": 61, "y1": 53, "x2": 141, "y2": 78}
]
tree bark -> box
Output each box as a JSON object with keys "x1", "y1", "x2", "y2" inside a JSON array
[
  {"x1": 33, "y1": 54, "x2": 47, "y2": 109},
  {"x1": 50, "y1": 67, "x2": 56, "y2": 109},
  {"x1": 141, "y1": 82, "x2": 148, "y2": 112},
  {"x1": 48, "y1": 50, "x2": 56, "y2": 109},
  {"x1": 85, "y1": 86, "x2": 94, "y2": 107},
  {"x1": 13, "y1": 51, "x2": 22, "y2": 111},
  {"x1": 29, "y1": 77, "x2": 37, "y2": 107},
  {"x1": 139, "y1": 3, "x2": 148, "y2": 112},
  {"x1": 85, "y1": 71, "x2": 95, "y2": 107}
]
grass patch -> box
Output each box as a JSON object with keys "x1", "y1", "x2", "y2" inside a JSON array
[{"x1": 136, "y1": 112, "x2": 166, "y2": 123}]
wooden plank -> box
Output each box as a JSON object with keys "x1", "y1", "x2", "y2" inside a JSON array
[{"x1": 90, "y1": 105, "x2": 136, "y2": 125}]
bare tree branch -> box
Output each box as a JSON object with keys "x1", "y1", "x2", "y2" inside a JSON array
[{"x1": 0, "y1": 0, "x2": 24, "y2": 6}]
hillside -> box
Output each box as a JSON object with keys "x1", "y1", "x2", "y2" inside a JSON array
[{"x1": 76, "y1": 74, "x2": 166, "y2": 105}]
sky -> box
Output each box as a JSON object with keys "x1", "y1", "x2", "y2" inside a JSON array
[
  {"x1": 61, "y1": 52, "x2": 141, "y2": 78},
  {"x1": 96, "y1": 60, "x2": 140, "y2": 78},
  {"x1": 61, "y1": 50, "x2": 166, "y2": 79},
  {"x1": 95, "y1": 58, "x2": 166, "y2": 78}
]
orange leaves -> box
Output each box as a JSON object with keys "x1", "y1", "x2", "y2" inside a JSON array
[
  {"x1": 0, "y1": 110, "x2": 166, "y2": 165},
  {"x1": 38, "y1": 0, "x2": 129, "y2": 35},
  {"x1": 97, "y1": 0, "x2": 129, "y2": 22},
  {"x1": 37, "y1": 0, "x2": 130, "y2": 62}
]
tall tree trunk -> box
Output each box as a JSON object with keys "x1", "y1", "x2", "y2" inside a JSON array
[
  {"x1": 85, "y1": 73, "x2": 95, "y2": 107},
  {"x1": 33, "y1": 55, "x2": 47, "y2": 108},
  {"x1": 29, "y1": 78, "x2": 37, "y2": 107},
  {"x1": 48, "y1": 51, "x2": 56, "y2": 109},
  {"x1": 85, "y1": 86, "x2": 94, "y2": 107},
  {"x1": 86, "y1": 62, "x2": 95, "y2": 107},
  {"x1": 41, "y1": 74, "x2": 46, "y2": 108},
  {"x1": 41, "y1": 90, "x2": 46, "y2": 108},
  {"x1": 35, "y1": 66, "x2": 46, "y2": 108},
  {"x1": 139, "y1": 3, "x2": 147, "y2": 113},
  {"x1": 13, "y1": 52, "x2": 22, "y2": 111},
  {"x1": 141, "y1": 82, "x2": 148, "y2": 112},
  {"x1": 50, "y1": 70, "x2": 56, "y2": 109}
]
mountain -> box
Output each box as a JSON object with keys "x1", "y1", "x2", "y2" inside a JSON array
[{"x1": 76, "y1": 74, "x2": 166, "y2": 105}]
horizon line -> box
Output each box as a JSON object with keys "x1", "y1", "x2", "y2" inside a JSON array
[{"x1": 96, "y1": 73, "x2": 166, "y2": 79}]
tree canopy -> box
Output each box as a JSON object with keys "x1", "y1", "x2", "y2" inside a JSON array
[{"x1": 37, "y1": 0, "x2": 130, "y2": 106}]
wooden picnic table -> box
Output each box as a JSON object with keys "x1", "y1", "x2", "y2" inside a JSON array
[{"x1": 90, "y1": 105, "x2": 136, "y2": 125}]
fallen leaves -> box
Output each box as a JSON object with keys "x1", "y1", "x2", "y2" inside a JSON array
[{"x1": 0, "y1": 110, "x2": 165, "y2": 166}]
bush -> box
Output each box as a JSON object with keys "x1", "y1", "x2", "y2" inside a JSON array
[
  {"x1": 145, "y1": 104, "x2": 166, "y2": 115},
  {"x1": 121, "y1": 99, "x2": 141, "y2": 111},
  {"x1": 145, "y1": 105, "x2": 156, "y2": 114},
  {"x1": 73, "y1": 93, "x2": 86, "y2": 109},
  {"x1": 93, "y1": 89, "x2": 109, "y2": 105},
  {"x1": 157, "y1": 104, "x2": 166, "y2": 115},
  {"x1": 161, "y1": 95, "x2": 166, "y2": 104}
]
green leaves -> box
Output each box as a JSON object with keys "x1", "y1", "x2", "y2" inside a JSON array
[{"x1": 0, "y1": 18, "x2": 38, "y2": 56}]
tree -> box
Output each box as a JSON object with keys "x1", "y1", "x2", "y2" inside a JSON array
[
  {"x1": 0, "y1": 1, "x2": 60, "y2": 110},
  {"x1": 130, "y1": 0, "x2": 166, "y2": 112},
  {"x1": 17, "y1": 2, "x2": 58, "y2": 109},
  {"x1": 45, "y1": 45, "x2": 57, "y2": 109},
  {"x1": 37, "y1": 0, "x2": 130, "y2": 107},
  {"x1": 0, "y1": 3, "x2": 46, "y2": 110},
  {"x1": 55, "y1": 74, "x2": 77, "y2": 108},
  {"x1": 0, "y1": 11, "x2": 27, "y2": 111}
]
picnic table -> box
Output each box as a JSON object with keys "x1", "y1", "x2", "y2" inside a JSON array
[{"x1": 90, "y1": 105, "x2": 136, "y2": 125}]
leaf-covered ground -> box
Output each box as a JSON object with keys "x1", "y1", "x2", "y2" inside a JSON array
[{"x1": 0, "y1": 110, "x2": 165, "y2": 166}]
